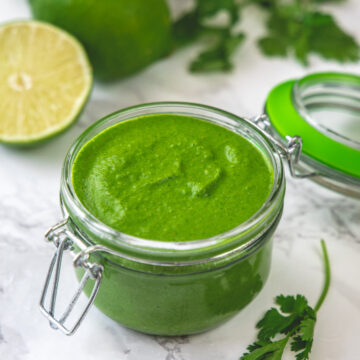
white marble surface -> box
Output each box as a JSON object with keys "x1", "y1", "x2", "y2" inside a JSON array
[{"x1": 1, "y1": 1, "x2": 360, "y2": 359}]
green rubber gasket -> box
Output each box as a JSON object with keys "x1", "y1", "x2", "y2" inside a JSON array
[{"x1": 265, "y1": 73, "x2": 360, "y2": 179}]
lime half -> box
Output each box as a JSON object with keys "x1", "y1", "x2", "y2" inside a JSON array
[{"x1": 0, "y1": 21, "x2": 92, "y2": 145}]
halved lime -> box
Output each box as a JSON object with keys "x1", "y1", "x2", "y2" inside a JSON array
[{"x1": 0, "y1": 21, "x2": 92, "y2": 145}]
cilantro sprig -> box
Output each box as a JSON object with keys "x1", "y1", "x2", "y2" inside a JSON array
[
  {"x1": 240, "y1": 240, "x2": 331, "y2": 360},
  {"x1": 257, "y1": 2, "x2": 360, "y2": 65},
  {"x1": 172, "y1": 0, "x2": 246, "y2": 71},
  {"x1": 172, "y1": 0, "x2": 360, "y2": 72}
]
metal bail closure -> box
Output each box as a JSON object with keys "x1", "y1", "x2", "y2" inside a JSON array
[
  {"x1": 253, "y1": 114, "x2": 319, "y2": 179},
  {"x1": 39, "y1": 219, "x2": 103, "y2": 336}
]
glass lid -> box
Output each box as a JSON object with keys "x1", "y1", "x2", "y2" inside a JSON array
[
  {"x1": 265, "y1": 72, "x2": 360, "y2": 197},
  {"x1": 293, "y1": 72, "x2": 360, "y2": 150}
]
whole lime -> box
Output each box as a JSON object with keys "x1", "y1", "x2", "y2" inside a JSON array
[{"x1": 29, "y1": 0, "x2": 172, "y2": 81}]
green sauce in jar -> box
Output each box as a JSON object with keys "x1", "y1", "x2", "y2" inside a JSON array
[
  {"x1": 72, "y1": 114, "x2": 273, "y2": 241},
  {"x1": 64, "y1": 108, "x2": 283, "y2": 336}
]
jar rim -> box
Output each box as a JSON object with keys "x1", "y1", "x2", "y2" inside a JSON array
[{"x1": 60, "y1": 102, "x2": 285, "y2": 259}]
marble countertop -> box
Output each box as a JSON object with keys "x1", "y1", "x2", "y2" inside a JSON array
[{"x1": 1, "y1": 1, "x2": 360, "y2": 359}]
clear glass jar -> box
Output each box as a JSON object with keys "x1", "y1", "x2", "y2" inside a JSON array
[{"x1": 40, "y1": 103, "x2": 285, "y2": 336}]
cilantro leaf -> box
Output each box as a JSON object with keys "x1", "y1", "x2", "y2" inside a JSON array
[
  {"x1": 276, "y1": 295, "x2": 308, "y2": 315},
  {"x1": 256, "y1": 307, "x2": 296, "y2": 340},
  {"x1": 256, "y1": 295, "x2": 316, "y2": 341},
  {"x1": 258, "y1": 36, "x2": 288, "y2": 56},
  {"x1": 239, "y1": 240, "x2": 331, "y2": 360},
  {"x1": 240, "y1": 338, "x2": 288, "y2": 360},
  {"x1": 306, "y1": 12, "x2": 360, "y2": 62},
  {"x1": 299, "y1": 318, "x2": 316, "y2": 341},
  {"x1": 172, "y1": 0, "x2": 360, "y2": 71},
  {"x1": 172, "y1": 0, "x2": 244, "y2": 73},
  {"x1": 289, "y1": 318, "x2": 316, "y2": 360},
  {"x1": 290, "y1": 336, "x2": 313, "y2": 360},
  {"x1": 190, "y1": 33, "x2": 245, "y2": 72},
  {"x1": 292, "y1": 337, "x2": 313, "y2": 360},
  {"x1": 290, "y1": 336, "x2": 307, "y2": 352},
  {"x1": 196, "y1": 0, "x2": 240, "y2": 25},
  {"x1": 257, "y1": 3, "x2": 359, "y2": 64},
  {"x1": 172, "y1": 12, "x2": 202, "y2": 47}
]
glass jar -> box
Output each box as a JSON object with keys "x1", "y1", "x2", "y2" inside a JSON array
[
  {"x1": 40, "y1": 103, "x2": 286, "y2": 336},
  {"x1": 40, "y1": 72, "x2": 360, "y2": 336}
]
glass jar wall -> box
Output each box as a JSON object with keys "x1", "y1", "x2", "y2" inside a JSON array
[{"x1": 42, "y1": 103, "x2": 285, "y2": 335}]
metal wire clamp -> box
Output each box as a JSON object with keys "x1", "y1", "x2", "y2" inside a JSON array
[
  {"x1": 253, "y1": 114, "x2": 319, "y2": 179},
  {"x1": 39, "y1": 219, "x2": 103, "y2": 336}
]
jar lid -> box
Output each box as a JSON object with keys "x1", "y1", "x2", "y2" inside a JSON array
[{"x1": 265, "y1": 72, "x2": 360, "y2": 197}]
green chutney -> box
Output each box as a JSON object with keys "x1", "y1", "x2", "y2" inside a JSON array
[
  {"x1": 65, "y1": 110, "x2": 283, "y2": 336},
  {"x1": 72, "y1": 114, "x2": 274, "y2": 240}
]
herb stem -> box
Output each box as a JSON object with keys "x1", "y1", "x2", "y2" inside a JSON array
[{"x1": 314, "y1": 240, "x2": 331, "y2": 312}]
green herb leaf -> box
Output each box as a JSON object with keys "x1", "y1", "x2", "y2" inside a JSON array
[
  {"x1": 299, "y1": 318, "x2": 316, "y2": 341},
  {"x1": 239, "y1": 240, "x2": 331, "y2": 360},
  {"x1": 256, "y1": 295, "x2": 315, "y2": 341},
  {"x1": 290, "y1": 336, "x2": 313, "y2": 360},
  {"x1": 258, "y1": 36, "x2": 288, "y2": 56},
  {"x1": 257, "y1": 3, "x2": 359, "y2": 64},
  {"x1": 172, "y1": 12, "x2": 202, "y2": 47},
  {"x1": 197, "y1": 0, "x2": 240, "y2": 25},
  {"x1": 240, "y1": 338, "x2": 288, "y2": 360},
  {"x1": 256, "y1": 307, "x2": 295, "y2": 340},
  {"x1": 276, "y1": 295, "x2": 309, "y2": 315},
  {"x1": 172, "y1": 0, "x2": 244, "y2": 72},
  {"x1": 305, "y1": 12, "x2": 360, "y2": 62},
  {"x1": 289, "y1": 318, "x2": 316, "y2": 360},
  {"x1": 190, "y1": 32, "x2": 245, "y2": 72},
  {"x1": 173, "y1": 0, "x2": 360, "y2": 71}
]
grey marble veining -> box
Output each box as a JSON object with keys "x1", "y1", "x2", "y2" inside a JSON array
[{"x1": 1, "y1": 1, "x2": 360, "y2": 359}]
